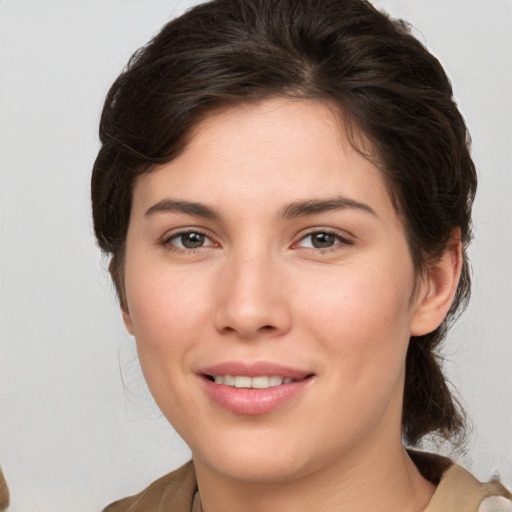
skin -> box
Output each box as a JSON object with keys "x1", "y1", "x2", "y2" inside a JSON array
[{"x1": 121, "y1": 98, "x2": 461, "y2": 512}]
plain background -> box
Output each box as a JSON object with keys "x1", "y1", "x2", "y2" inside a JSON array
[{"x1": 0, "y1": 1, "x2": 511, "y2": 510}]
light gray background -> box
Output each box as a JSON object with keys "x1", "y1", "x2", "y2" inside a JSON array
[{"x1": 0, "y1": 1, "x2": 510, "y2": 510}]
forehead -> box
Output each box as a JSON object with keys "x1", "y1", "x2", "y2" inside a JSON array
[
  {"x1": 131, "y1": 98, "x2": 396, "y2": 224},
  {"x1": 188, "y1": 97, "x2": 373, "y2": 163}
]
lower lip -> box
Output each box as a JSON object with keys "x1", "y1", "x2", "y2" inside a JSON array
[{"x1": 201, "y1": 376, "x2": 313, "y2": 415}]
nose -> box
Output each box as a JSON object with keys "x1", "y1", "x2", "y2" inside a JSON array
[{"x1": 213, "y1": 252, "x2": 292, "y2": 339}]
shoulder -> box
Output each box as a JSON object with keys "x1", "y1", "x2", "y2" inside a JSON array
[
  {"x1": 410, "y1": 451, "x2": 512, "y2": 512},
  {"x1": 103, "y1": 460, "x2": 197, "y2": 512}
]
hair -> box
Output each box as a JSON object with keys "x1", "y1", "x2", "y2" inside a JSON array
[{"x1": 91, "y1": 0, "x2": 476, "y2": 446}]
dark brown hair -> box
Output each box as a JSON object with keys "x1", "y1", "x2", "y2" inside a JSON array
[{"x1": 91, "y1": 0, "x2": 476, "y2": 446}]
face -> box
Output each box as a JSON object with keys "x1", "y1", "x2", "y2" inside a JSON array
[{"x1": 122, "y1": 98, "x2": 430, "y2": 483}]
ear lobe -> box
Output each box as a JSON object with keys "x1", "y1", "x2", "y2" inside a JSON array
[
  {"x1": 108, "y1": 257, "x2": 134, "y2": 335},
  {"x1": 122, "y1": 309, "x2": 135, "y2": 335},
  {"x1": 410, "y1": 230, "x2": 463, "y2": 336}
]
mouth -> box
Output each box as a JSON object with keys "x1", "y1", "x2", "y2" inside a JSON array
[{"x1": 198, "y1": 363, "x2": 315, "y2": 415}]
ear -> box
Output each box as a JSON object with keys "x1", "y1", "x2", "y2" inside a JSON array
[
  {"x1": 410, "y1": 230, "x2": 463, "y2": 336},
  {"x1": 108, "y1": 258, "x2": 135, "y2": 335}
]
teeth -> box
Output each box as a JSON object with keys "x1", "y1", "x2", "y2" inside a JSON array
[
  {"x1": 212, "y1": 375, "x2": 297, "y2": 389},
  {"x1": 234, "y1": 376, "x2": 251, "y2": 388},
  {"x1": 223, "y1": 375, "x2": 236, "y2": 386},
  {"x1": 252, "y1": 376, "x2": 269, "y2": 388}
]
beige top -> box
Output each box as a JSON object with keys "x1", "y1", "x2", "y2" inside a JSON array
[{"x1": 104, "y1": 453, "x2": 512, "y2": 512}]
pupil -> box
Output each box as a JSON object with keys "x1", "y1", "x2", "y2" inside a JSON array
[
  {"x1": 182, "y1": 232, "x2": 204, "y2": 248},
  {"x1": 312, "y1": 232, "x2": 335, "y2": 248}
]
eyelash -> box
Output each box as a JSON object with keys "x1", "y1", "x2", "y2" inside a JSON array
[
  {"x1": 293, "y1": 229, "x2": 354, "y2": 252},
  {"x1": 161, "y1": 228, "x2": 353, "y2": 254},
  {"x1": 161, "y1": 229, "x2": 218, "y2": 253}
]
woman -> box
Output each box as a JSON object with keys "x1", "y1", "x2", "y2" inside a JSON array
[{"x1": 91, "y1": 0, "x2": 511, "y2": 510}]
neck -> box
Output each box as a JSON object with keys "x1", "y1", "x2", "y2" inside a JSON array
[{"x1": 194, "y1": 440, "x2": 435, "y2": 512}]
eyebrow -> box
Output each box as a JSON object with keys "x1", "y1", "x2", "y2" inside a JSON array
[
  {"x1": 279, "y1": 197, "x2": 377, "y2": 219},
  {"x1": 144, "y1": 196, "x2": 377, "y2": 221},
  {"x1": 145, "y1": 198, "x2": 221, "y2": 219}
]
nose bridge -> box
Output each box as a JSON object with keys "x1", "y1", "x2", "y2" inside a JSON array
[{"x1": 214, "y1": 245, "x2": 290, "y2": 338}]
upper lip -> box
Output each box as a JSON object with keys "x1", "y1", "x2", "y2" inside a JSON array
[{"x1": 198, "y1": 361, "x2": 313, "y2": 380}]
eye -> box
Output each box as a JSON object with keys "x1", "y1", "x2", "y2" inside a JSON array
[
  {"x1": 295, "y1": 230, "x2": 352, "y2": 250},
  {"x1": 164, "y1": 230, "x2": 217, "y2": 251}
]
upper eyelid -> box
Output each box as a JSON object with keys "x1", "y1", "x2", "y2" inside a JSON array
[
  {"x1": 167, "y1": 228, "x2": 201, "y2": 236},
  {"x1": 291, "y1": 229, "x2": 355, "y2": 251},
  {"x1": 162, "y1": 226, "x2": 213, "y2": 240},
  {"x1": 295, "y1": 227, "x2": 354, "y2": 242},
  {"x1": 161, "y1": 227, "x2": 219, "y2": 248}
]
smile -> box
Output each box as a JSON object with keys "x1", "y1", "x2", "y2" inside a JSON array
[
  {"x1": 200, "y1": 364, "x2": 314, "y2": 415},
  {"x1": 210, "y1": 375, "x2": 296, "y2": 388}
]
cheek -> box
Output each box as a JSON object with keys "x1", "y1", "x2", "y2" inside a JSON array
[
  {"x1": 124, "y1": 261, "x2": 212, "y2": 363},
  {"x1": 296, "y1": 260, "x2": 415, "y2": 374},
  {"x1": 123, "y1": 263, "x2": 213, "y2": 427}
]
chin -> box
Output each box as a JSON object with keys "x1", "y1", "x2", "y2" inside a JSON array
[
  {"x1": 188, "y1": 423, "x2": 343, "y2": 485},
  {"x1": 202, "y1": 451, "x2": 312, "y2": 484}
]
